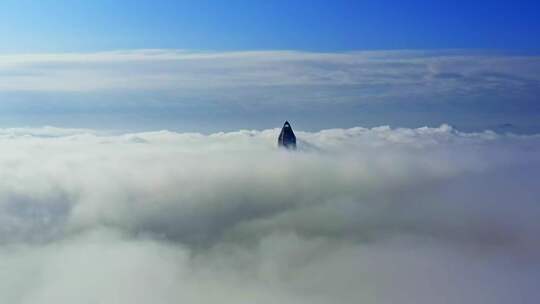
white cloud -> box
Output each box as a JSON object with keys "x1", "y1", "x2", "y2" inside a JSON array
[
  {"x1": 1, "y1": 49, "x2": 537, "y2": 134},
  {"x1": 0, "y1": 125, "x2": 539, "y2": 303},
  {"x1": 0, "y1": 49, "x2": 538, "y2": 99}
]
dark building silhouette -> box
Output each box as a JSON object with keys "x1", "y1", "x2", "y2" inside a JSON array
[{"x1": 278, "y1": 121, "x2": 297, "y2": 150}]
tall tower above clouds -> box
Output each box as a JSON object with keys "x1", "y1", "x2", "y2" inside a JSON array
[{"x1": 278, "y1": 121, "x2": 297, "y2": 150}]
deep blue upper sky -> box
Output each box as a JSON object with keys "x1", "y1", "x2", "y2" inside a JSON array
[{"x1": 1, "y1": 0, "x2": 539, "y2": 53}]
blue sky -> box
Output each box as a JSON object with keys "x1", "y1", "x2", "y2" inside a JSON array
[
  {"x1": 2, "y1": 0, "x2": 539, "y2": 52},
  {"x1": 0, "y1": 0, "x2": 539, "y2": 132}
]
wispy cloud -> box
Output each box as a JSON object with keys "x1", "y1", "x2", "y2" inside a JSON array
[
  {"x1": 0, "y1": 49, "x2": 538, "y2": 132},
  {"x1": 0, "y1": 49, "x2": 538, "y2": 98}
]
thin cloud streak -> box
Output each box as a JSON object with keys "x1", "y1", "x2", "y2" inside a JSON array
[
  {"x1": 0, "y1": 49, "x2": 538, "y2": 133},
  {"x1": 0, "y1": 50, "x2": 538, "y2": 97}
]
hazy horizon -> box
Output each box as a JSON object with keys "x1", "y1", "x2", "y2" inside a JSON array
[{"x1": 1, "y1": 49, "x2": 539, "y2": 133}]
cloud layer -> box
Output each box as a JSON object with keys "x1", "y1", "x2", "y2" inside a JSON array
[
  {"x1": 1, "y1": 49, "x2": 539, "y2": 133},
  {"x1": 0, "y1": 125, "x2": 539, "y2": 303},
  {"x1": 1, "y1": 49, "x2": 538, "y2": 98}
]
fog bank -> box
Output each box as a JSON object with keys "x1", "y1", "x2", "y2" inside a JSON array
[{"x1": 0, "y1": 125, "x2": 539, "y2": 303}]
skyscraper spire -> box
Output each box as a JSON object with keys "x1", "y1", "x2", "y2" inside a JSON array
[{"x1": 278, "y1": 121, "x2": 297, "y2": 150}]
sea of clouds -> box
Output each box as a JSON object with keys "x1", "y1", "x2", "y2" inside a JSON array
[{"x1": 0, "y1": 125, "x2": 539, "y2": 303}]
